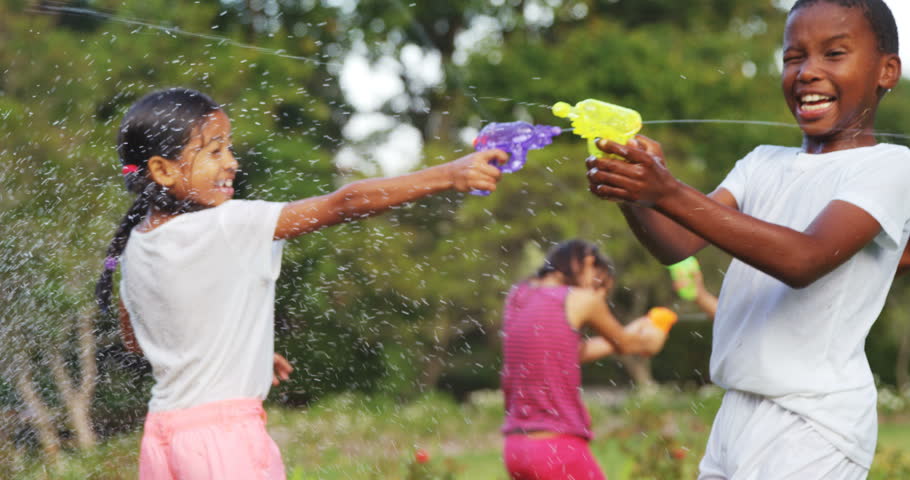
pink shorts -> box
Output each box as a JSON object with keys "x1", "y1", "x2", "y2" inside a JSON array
[
  {"x1": 139, "y1": 398, "x2": 285, "y2": 480},
  {"x1": 504, "y1": 434, "x2": 606, "y2": 480}
]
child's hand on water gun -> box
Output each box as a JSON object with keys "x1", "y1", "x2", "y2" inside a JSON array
[
  {"x1": 586, "y1": 135, "x2": 676, "y2": 207},
  {"x1": 625, "y1": 307, "x2": 676, "y2": 356},
  {"x1": 470, "y1": 121, "x2": 563, "y2": 195},
  {"x1": 447, "y1": 149, "x2": 509, "y2": 193}
]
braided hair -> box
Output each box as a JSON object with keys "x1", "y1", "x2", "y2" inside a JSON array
[
  {"x1": 95, "y1": 88, "x2": 221, "y2": 318},
  {"x1": 535, "y1": 239, "x2": 615, "y2": 287}
]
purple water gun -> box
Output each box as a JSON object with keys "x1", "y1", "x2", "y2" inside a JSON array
[{"x1": 471, "y1": 121, "x2": 563, "y2": 196}]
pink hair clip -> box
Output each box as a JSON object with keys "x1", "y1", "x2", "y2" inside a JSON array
[{"x1": 122, "y1": 164, "x2": 139, "y2": 175}]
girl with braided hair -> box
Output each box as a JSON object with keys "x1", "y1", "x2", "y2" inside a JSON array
[{"x1": 96, "y1": 88, "x2": 507, "y2": 479}]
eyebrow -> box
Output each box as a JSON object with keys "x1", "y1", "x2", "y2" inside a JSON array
[
  {"x1": 784, "y1": 32, "x2": 854, "y2": 51},
  {"x1": 824, "y1": 33, "x2": 852, "y2": 43},
  {"x1": 203, "y1": 135, "x2": 232, "y2": 147}
]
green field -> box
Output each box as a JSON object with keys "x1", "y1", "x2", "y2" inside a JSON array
[{"x1": 8, "y1": 387, "x2": 910, "y2": 480}]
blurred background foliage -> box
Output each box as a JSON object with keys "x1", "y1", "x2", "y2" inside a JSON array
[{"x1": 1, "y1": 0, "x2": 909, "y2": 467}]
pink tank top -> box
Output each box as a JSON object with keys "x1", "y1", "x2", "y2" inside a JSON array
[{"x1": 500, "y1": 283, "x2": 592, "y2": 440}]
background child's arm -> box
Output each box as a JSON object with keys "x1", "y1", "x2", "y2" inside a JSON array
[
  {"x1": 897, "y1": 243, "x2": 910, "y2": 277},
  {"x1": 694, "y1": 272, "x2": 719, "y2": 319},
  {"x1": 571, "y1": 290, "x2": 665, "y2": 356},
  {"x1": 272, "y1": 353, "x2": 293, "y2": 386},
  {"x1": 274, "y1": 149, "x2": 507, "y2": 240},
  {"x1": 673, "y1": 265, "x2": 718, "y2": 319},
  {"x1": 579, "y1": 337, "x2": 615, "y2": 363},
  {"x1": 589, "y1": 139, "x2": 882, "y2": 289},
  {"x1": 118, "y1": 299, "x2": 142, "y2": 355}
]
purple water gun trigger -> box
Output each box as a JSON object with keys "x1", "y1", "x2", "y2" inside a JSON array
[{"x1": 470, "y1": 121, "x2": 562, "y2": 196}]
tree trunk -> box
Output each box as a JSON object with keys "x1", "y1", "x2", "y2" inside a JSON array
[
  {"x1": 48, "y1": 309, "x2": 98, "y2": 450},
  {"x1": 14, "y1": 369, "x2": 60, "y2": 461},
  {"x1": 75, "y1": 309, "x2": 98, "y2": 448},
  {"x1": 49, "y1": 352, "x2": 95, "y2": 449},
  {"x1": 419, "y1": 314, "x2": 456, "y2": 391}
]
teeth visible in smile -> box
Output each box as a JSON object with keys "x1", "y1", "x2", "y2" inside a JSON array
[
  {"x1": 801, "y1": 101, "x2": 833, "y2": 112},
  {"x1": 799, "y1": 94, "x2": 835, "y2": 112},
  {"x1": 217, "y1": 179, "x2": 233, "y2": 188},
  {"x1": 801, "y1": 94, "x2": 831, "y2": 103}
]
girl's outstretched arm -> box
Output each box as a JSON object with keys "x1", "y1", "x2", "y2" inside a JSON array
[
  {"x1": 274, "y1": 149, "x2": 508, "y2": 240},
  {"x1": 589, "y1": 140, "x2": 882, "y2": 289}
]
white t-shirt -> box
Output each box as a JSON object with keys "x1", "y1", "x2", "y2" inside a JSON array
[
  {"x1": 121, "y1": 199, "x2": 286, "y2": 412},
  {"x1": 712, "y1": 143, "x2": 910, "y2": 468}
]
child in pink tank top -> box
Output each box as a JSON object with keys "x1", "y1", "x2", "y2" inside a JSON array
[{"x1": 500, "y1": 239, "x2": 669, "y2": 480}]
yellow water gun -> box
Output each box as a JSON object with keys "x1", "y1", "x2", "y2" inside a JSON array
[{"x1": 552, "y1": 99, "x2": 642, "y2": 157}]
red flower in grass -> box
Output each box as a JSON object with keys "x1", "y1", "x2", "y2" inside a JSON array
[{"x1": 415, "y1": 448, "x2": 430, "y2": 464}]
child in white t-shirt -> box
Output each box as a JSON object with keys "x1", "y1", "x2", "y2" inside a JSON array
[
  {"x1": 586, "y1": 0, "x2": 907, "y2": 478},
  {"x1": 95, "y1": 88, "x2": 508, "y2": 479}
]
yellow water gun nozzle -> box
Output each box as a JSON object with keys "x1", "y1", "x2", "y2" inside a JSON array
[
  {"x1": 551, "y1": 99, "x2": 643, "y2": 158},
  {"x1": 552, "y1": 101, "x2": 572, "y2": 118}
]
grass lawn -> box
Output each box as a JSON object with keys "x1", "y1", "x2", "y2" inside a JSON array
[{"x1": 7, "y1": 387, "x2": 910, "y2": 479}]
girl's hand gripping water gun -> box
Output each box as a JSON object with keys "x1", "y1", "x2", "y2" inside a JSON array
[
  {"x1": 552, "y1": 99, "x2": 642, "y2": 158},
  {"x1": 471, "y1": 121, "x2": 562, "y2": 196},
  {"x1": 625, "y1": 306, "x2": 677, "y2": 355}
]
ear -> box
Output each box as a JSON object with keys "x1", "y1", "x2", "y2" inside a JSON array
[
  {"x1": 146, "y1": 155, "x2": 178, "y2": 188},
  {"x1": 879, "y1": 53, "x2": 902, "y2": 91}
]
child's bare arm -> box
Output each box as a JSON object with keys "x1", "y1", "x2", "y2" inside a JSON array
[
  {"x1": 575, "y1": 290, "x2": 659, "y2": 356},
  {"x1": 683, "y1": 267, "x2": 718, "y2": 318},
  {"x1": 695, "y1": 287, "x2": 717, "y2": 320},
  {"x1": 588, "y1": 137, "x2": 729, "y2": 263},
  {"x1": 897, "y1": 243, "x2": 910, "y2": 277},
  {"x1": 612, "y1": 191, "x2": 736, "y2": 264},
  {"x1": 272, "y1": 353, "x2": 293, "y2": 386},
  {"x1": 118, "y1": 299, "x2": 142, "y2": 355},
  {"x1": 589, "y1": 140, "x2": 882, "y2": 289},
  {"x1": 579, "y1": 337, "x2": 615, "y2": 363},
  {"x1": 274, "y1": 150, "x2": 507, "y2": 240}
]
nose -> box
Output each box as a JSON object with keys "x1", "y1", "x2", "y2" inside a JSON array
[
  {"x1": 225, "y1": 148, "x2": 239, "y2": 172},
  {"x1": 796, "y1": 56, "x2": 822, "y2": 83}
]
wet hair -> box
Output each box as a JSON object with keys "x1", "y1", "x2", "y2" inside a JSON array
[
  {"x1": 535, "y1": 239, "x2": 616, "y2": 287},
  {"x1": 789, "y1": 0, "x2": 899, "y2": 55},
  {"x1": 95, "y1": 88, "x2": 221, "y2": 318}
]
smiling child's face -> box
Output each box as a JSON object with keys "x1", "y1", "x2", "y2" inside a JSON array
[
  {"x1": 781, "y1": 3, "x2": 900, "y2": 150},
  {"x1": 169, "y1": 109, "x2": 238, "y2": 208}
]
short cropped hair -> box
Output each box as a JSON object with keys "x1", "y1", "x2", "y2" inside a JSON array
[{"x1": 790, "y1": 0, "x2": 899, "y2": 54}]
